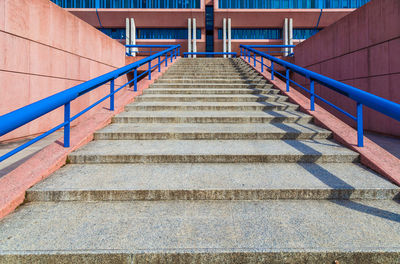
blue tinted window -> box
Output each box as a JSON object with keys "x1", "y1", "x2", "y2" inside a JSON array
[
  {"x1": 99, "y1": 28, "x2": 201, "y2": 39},
  {"x1": 218, "y1": 0, "x2": 370, "y2": 9},
  {"x1": 51, "y1": 0, "x2": 200, "y2": 8},
  {"x1": 293, "y1": 28, "x2": 321, "y2": 39},
  {"x1": 218, "y1": 29, "x2": 282, "y2": 39}
]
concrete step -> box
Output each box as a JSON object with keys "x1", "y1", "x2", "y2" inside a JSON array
[
  {"x1": 149, "y1": 83, "x2": 274, "y2": 89},
  {"x1": 112, "y1": 110, "x2": 314, "y2": 124},
  {"x1": 1, "y1": 200, "x2": 399, "y2": 263},
  {"x1": 67, "y1": 139, "x2": 359, "y2": 164},
  {"x1": 136, "y1": 94, "x2": 287, "y2": 102},
  {"x1": 141, "y1": 88, "x2": 281, "y2": 95},
  {"x1": 155, "y1": 78, "x2": 267, "y2": 84},
  {"x1": 93, "y1": 123, "x2": 332, "y2": 140},
  {"x1": 124, "y1": 101, "x2": 299, "y2": 111},
  {"x1": 26, "y1": 163, "x2": 399, "y2": 202}
]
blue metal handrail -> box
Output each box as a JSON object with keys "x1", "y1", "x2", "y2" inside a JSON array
[
  {"x1": 0, "y1": 45, "x2": 181, "y2": 162},
  {"x1": 240, "y1": 44, "x2": 400, "y2": 147},
  {"x1": 183, "y1": 52, "x2": 237, "y2": 57}
]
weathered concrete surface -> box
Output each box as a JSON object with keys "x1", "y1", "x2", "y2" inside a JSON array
[
  {"x1": 1, "y1": 58, "x2": 399, "y2": 262},
  {"x1": 1, "y1": 200, "x2": 400, "y2": 263},
  {"x1": 113, "y1": 110, "x2": 314, "y2": 124},
  {"x1": 26, "y1": 163, "x2": 399, "y2": 202},
  {"x1": 68, "y1": 139, "x2": 359, "y2": 164},
  {"x1": 93, "y1": 122, "x2": 332, "y2": 140}
]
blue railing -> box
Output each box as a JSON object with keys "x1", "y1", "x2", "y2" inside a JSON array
[
  {"x1": 126, "y1": 44, "x2": 181, "y2": 57},
  {"x1": 240, "y1": 45, "x2": 400, "y2": 147},
  {"x1": 219, "y1": 0, "x2": 370, "y2": 9},
  {"x1": 183, "y1": 52, "x2": 237, "y2": 57},
  {"x1": 51, "y1": 0, "x2": 201, "y2": 8},
  {"x1": 0, "y1": 45, "x2": 180, "y2": 163}
]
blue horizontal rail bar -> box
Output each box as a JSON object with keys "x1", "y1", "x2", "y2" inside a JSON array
[
  {"x1": 183, "y1": 52, "x2": 237, "y2": 57},
  {"x1": 0, "y1": 44, "x2": 180, "y2": 163},
  {"x1": 240, "y1": 44, "x2": 400, "y2": 147}
]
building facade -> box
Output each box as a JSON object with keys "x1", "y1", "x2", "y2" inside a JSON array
[{"x1": 51, "y1": 0, "x2": 370, "y2": 54}]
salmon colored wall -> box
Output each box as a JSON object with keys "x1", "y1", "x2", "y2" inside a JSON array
[
  {"x1": 293, "y1": 0, "x2": 400, "y2": 136},
  {"x1": 0, "y1": 0, "x2": 127, "y2": 142}
]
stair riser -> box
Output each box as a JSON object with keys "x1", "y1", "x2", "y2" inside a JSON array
[
  {"x1": 68, "y1": 155, "x2": 359, "y2": 164},
  {"x1": 2, "y1": 252, "x2": 398, "y2": 264},
  {"x1": 26, "y1": 188, "x2": 397, "y2": 202},
  {"x1": 93, "y1": 132, "x2": 331, "y2": 140},
  {"x1": 112, "y1": 116, "x2": 314, "y2": 124},
  {"x1": 142, "y1": 90, "x2": 280, "y2": 95},
  {"x1": 124, "y1": 105, "x2": 299, "y2": 111},
  {"x1": 135, "y1": 97, "x2": 287, "y2": 103}
]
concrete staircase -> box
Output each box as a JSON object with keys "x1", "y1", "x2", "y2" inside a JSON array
[{"x1": 1, "y1": 58, "x2": 399, "y2": 263}]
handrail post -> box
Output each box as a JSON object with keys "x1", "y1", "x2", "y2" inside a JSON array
[
  {"x1": 170, "y1": 51, "x2": 173, "y2": 62},
  {"x1": 158, "y1": 56, "x2": 161, "y2": 72},
  {"x1": 178, "y1": 47, "x2": 180, "y2": 57},
  {"x1": 148, "y1": 61, "x2": 151, "y2": 80},
  {"x1": 110, "y1": 79, "x2": 115, "y2": 111},
  {"x1": 310, "y1": 79, "x2": 315, "y2": 110},
  {"x1": 261, "y1": 57, "x2": 264, "y2": 72},
  {"x1": 64, "y1": 102, "x2": 70, "y2": 148},
  {"x1": 174, "y1": 48, "x2": 177, "y2": 59},
  {"x1": 271, "y1": 61, "x2": 274, "y2": 80},
  {"x1": 134, "y1": 68, "x2": 137, "y2": 92},
  {"x1": 253, "y1": 53, "x2": 256, "y2": 67},
  {"x1": 286, "y1": 68, "x2": 290, "y2": 92},
  {"x1": 248, "y1": 51, "x2": 251, "y2": 63},
  {"x1": 165, "y1": 53, "x2": 168, "y2": 67},
  {"x1": 240, "y1": 48, "x2": 242, "y2": 58},
  {"x1": 357, "y1": 103, "x2": 364, "y2": 147}
]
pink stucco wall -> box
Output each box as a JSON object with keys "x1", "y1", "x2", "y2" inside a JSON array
[
  {"x1": 293, "y1": 0, "x2": 400, "y2": 136},
  {"x1": 0, "y1": 0, "x2": 127, "y2": 142}
]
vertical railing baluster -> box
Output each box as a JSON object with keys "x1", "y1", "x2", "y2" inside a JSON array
[
  {"x1": 64, "y1": 102, "x2": 70, "y2": 148},
  {"x1": 271, "y1": 61, "x2": 274, "y2": 80},
  {"x1": 158, "y1": 56, "x2": 161, "y2": 72},
  {"x1": 261, "y1": 57, "x2": 264, "y2": 72},
  {"x1": 170, "y1": 52, "x2": 173, "y2": 62},
  {"x1": 286, "y1": 68, "x2": 290, "y2": 92},
  {"x1": 174, "y1": 48, "x2": 177, "y2": 59},
  {"x1": 310, "y1": 79, "x2": 315, "y2": 110},
  {"x1": 248, "y1": 51, "x2": 251, "y2": 63},
  {"x1": 134, "y1": 68, "x2": 137, "y2": 92},
  {"x1": 110, "y1": 79, "x2": 115, "y2": 111},
  {"x1": 253, "y1": 53, "x2": 256, "y2": 67},
  {"x1": 357, "y1": 103, "x2": 364, "y2": 147},
  {"x1": 165, "y1": 53, "x2": 168, "y2": 67},
  {"x1": 148, "y1": 61, "x2": 151, "y2": 80}
]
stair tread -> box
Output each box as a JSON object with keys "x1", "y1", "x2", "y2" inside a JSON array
[
  {"x1": 95, "y1": 122, "x2": 331, "y2": 135},
  {"x1": 115, "y1": 110, "x2": 312, "y2": 118},
  {"x1": 68, "y1": 139, "x2": 357, "y2": 158},
  {"x1": 27, "y1": 163, "x2": 398, "y2": 197},
  {"x1": 1, "y1": 200, "x2": 400, "y2": 254}
]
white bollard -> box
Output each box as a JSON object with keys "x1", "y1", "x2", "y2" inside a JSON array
[
  {"x1": 289, "y1": 18, "x2": 293, "y2": 55},
  {"x1": 126, "y1": 18, "x2": 130, "y2": 55},
  {"x1": 283, "y1": 18, "x2": 288, "y2": 56},
  {"x1": 223, "y1": 18, "x2": 227, "y2": 58},
  {"x1": 228, "y1": 18, "x2": 232, "y2": 58},
  {"x1": 188, "y1": 18, "x2": 192, "y2": 58},
  {"x1": 131, "y1": 18, "x2": 136, "y2": 57},
  {"x1": 193, "y1": 18, "x2": 197, "y2": 58}
]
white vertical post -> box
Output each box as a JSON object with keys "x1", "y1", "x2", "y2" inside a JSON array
[
  {"x1": 283, "y1": 18, "x2": 288, "y2": 56},
  {"x1": 228, "y1": 18, "x2": 231, "y2": 58},
  {"x1": 223, "y1": 18, "x2": 227, "y2": 58},
  {"x1": 126, "y1": 18, "x2": 130, "y2": 55},
  {"x1": 131, "y1": 18, "x2": 136, "y2": 57},
  {"x1": 188, "y1": 18, "x2": 192, "y2": 58},
  {"x1": 289, "y1": 18, "x2": 293, "y2": 55},
  {"x1": 193, "y1": 18, "x2": 197, "y2": 58}
]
